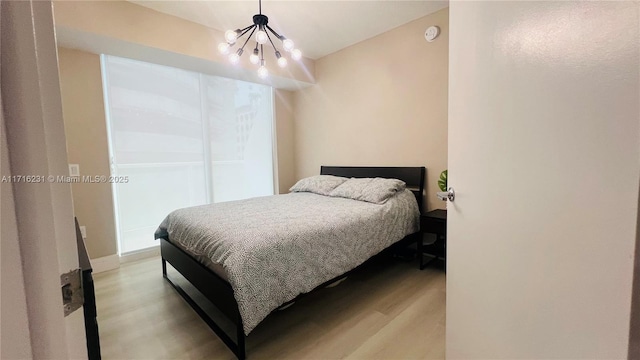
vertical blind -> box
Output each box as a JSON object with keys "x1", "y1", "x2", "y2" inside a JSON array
[{"x1": 101, "y1": 55, "x2": 275, "y2": 254}]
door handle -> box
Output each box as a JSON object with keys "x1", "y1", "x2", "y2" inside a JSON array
[{"x1": 436, "y1": 187, "x2": 455, "y2": 202}]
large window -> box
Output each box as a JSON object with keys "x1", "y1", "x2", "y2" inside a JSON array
[{"x1": 101, "y1": 55, "x2": 275, "y2": 254}]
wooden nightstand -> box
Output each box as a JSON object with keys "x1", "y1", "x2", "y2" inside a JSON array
[{"x1": 419, "y1": 209, "x2": 447, "y2": 270}]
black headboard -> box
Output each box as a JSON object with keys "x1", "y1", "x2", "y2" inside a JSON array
[{"x1": 320, "y1": 166, "x2": 426, "y2": 212}]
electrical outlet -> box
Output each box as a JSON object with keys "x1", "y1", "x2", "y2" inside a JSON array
[
  {"x1": 79, "y1": 226, "x2": 87, "y2": 239},
  {"x1": 69, "y1": 164, "x2": 80, "y2": 177}
]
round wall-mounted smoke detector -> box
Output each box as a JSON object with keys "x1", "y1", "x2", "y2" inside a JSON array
[{"x1": 424, "y1": 26, "x2": 440, "y2": 42}]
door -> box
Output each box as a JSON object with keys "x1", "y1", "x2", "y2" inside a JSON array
[
  {"x1": 1, "y1": 0, "x2": 87, "y2": 358},
  {"x1": 447, "y1": 1, "x2": 639, "y2": 359}
]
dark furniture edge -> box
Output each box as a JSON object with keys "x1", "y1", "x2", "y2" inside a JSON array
[
  {"x1": 75, "y1": 218, "x2": 101, "y2": 360},
  {"x1": 160, "y1": 239, "x2": 245, "y2": 359},
  {"x1": 419, "y1": 210, "x2": 447, "y2": 270}
]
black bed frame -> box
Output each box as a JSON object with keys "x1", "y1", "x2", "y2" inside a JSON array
[{"x1": 161, "y1": 166, "x2": 426, "y2": 359}]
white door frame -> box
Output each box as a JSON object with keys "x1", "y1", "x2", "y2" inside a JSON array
[{"x1": 1, "y1": 0, "x2": 86, "y2": 358}]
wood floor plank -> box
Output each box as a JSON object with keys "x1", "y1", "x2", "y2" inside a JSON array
[
  {"x1": 94, "y1": 255, "x2": 445, "y2": 359},
  {"x1": 345, "y1": 275, "x2": 446, "y2": 359}
]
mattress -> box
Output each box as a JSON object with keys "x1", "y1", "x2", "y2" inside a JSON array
[
  {"x1": 169, "y1": 240, "x2": 230, "y2": 282},
  {"x1": 155, "y1": 190, "x2": 419, "y2": 334}
]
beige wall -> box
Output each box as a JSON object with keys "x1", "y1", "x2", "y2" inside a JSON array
[
  {"x1": 293, "y1": 8, "x2": 449, "y2": 211},
  {"x1": 274, "y1": 89, "x2": 296, "y2": 193},
  {"x1": 58, "y1": 48, "x2": 117, "y2": 259}
]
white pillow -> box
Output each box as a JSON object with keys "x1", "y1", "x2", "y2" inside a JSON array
[
  {"x1": 289, "y1": 175, "x2": 348, "y2": 196},
  {"x1": 329, "y1": 177, "x2": 406, "y2": 204}
]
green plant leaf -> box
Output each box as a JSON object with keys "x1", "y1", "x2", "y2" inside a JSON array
[{"x1": 438, "y1": 170, "x2": 447, "y2": 192}]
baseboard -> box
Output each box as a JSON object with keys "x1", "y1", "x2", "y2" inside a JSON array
[
  {"x1": 89, "y1": 247, "x2": 160, "y2": 273},
  {"x1": 90, "y1": 254, "x2": 119, "y2": 274},
  {"x1": 120, "y1": 246, "x2": 160, "y2": 264}
]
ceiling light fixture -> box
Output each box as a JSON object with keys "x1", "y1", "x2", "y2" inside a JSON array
[{"x1": 218, "y1": 0, "x2": 302, "y2": 78}]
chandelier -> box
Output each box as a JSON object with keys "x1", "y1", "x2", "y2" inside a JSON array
[{"x1": 217, "y1": 0, "x2": 302, "y2": 78}]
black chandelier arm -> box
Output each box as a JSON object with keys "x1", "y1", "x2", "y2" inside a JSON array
[
  {"x1": 238, "y1": 24, "x2": 254, "y2": 34},
  {"x1": 238, "y1": 27, "x2": 257, "y2": 52},
  {"x1": 265, "y1": 25, "x2": 284, "y2": 41},
  {"x1": 238, "y1": 25, "x2": 256, "y2": 40},
  {"x1": 264, "y1": 29, "x2": 280, "y2": 54}
]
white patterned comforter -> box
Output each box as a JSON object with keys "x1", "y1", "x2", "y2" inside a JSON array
[{"x1": 155, "y1": 190, "x2": 419, "y2": 334}]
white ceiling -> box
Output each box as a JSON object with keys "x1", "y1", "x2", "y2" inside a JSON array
[{"x1": 129, "y1": 1, "x2": 448, "y2": 59}]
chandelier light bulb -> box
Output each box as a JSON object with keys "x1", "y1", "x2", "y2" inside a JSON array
[
  {"x1": 256, "y1": 30, "x2": 268, "y2": 44},
  {"x1": 250, "y1": 48, "x2": 260, "y2": 64},
  {"x1": 282, "y1": 39, "x2": 295, "y2": 52},
  {"x1": 257, "y1": 65, "x2": 269, "y2": 78},
  {"x1": 225, "y1": 30, "x2": 239, "y2": 43},
  {"x1": 291, "y1": 48, "x2": 302, "y2": 61},
  {"x1": 250, "y1": 53, "x2": 260, "y2": 64},
  {"x1": 218, "y1": 42, "x2": 230, "y2": 54},
  {"x1": 277, "y1": 57, "x2": 288, "y2": 68},
  {"x1": 228, "y1": 53, "x2": 240, "y2": 64}
]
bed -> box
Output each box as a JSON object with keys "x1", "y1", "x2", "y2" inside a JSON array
[{"x1": 156, "y1": 166, "x2": 425, "y2": 359}]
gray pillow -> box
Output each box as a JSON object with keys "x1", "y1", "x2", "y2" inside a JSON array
[
  {"x1": 289, "y1": 175, "x2": 348, "y2": 196},
  {"x1": 329, "y1": 177, "x2": 406, "y2": 204}
]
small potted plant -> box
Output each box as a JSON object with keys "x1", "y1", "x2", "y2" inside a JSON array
[
  {"x1": 436, "y1": 170, "x2": 453, "y2": 201},
  {"x1": 438, "y1": 170, "x2": 447, "y2": 192}
]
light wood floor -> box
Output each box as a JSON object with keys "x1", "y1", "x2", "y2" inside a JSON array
[{"x1": 94, "y1": 254, "x2": 446, "y2": 359}]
